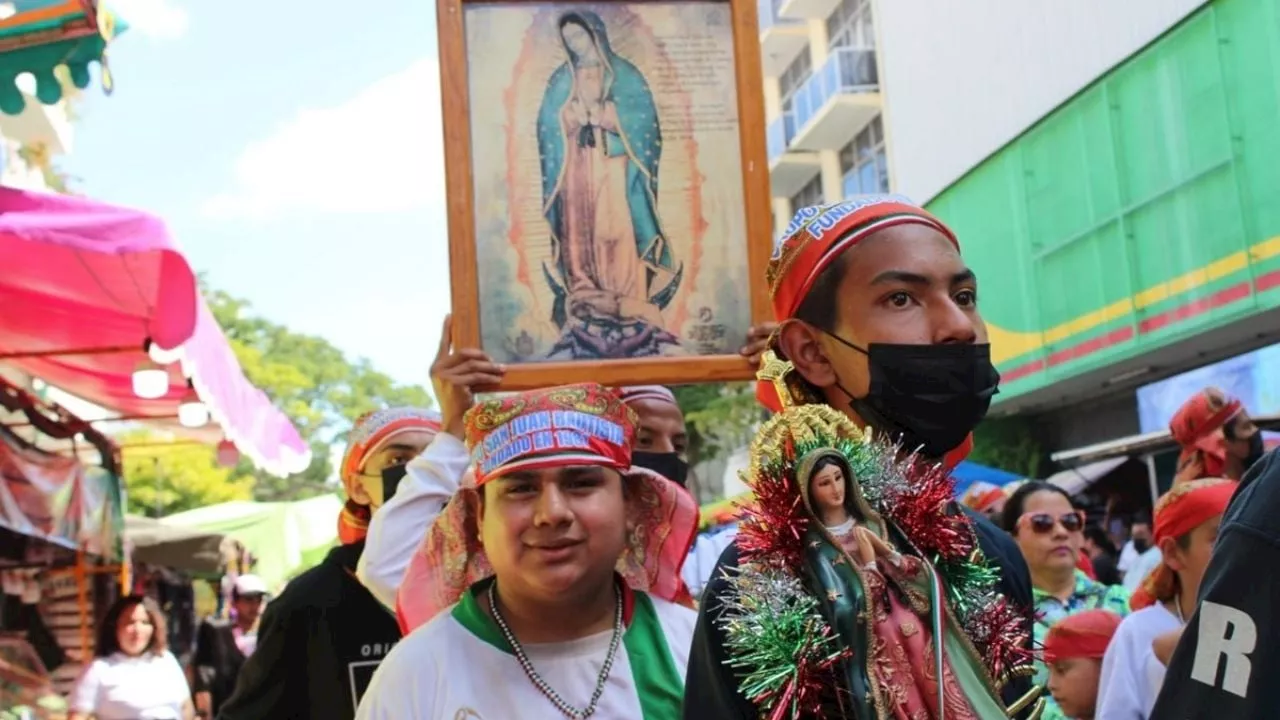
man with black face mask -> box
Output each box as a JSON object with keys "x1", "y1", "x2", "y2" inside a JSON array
[
  {"x1": 1169, "y1": 387, "x2": 1262, "y2": 483},
  {"x1": 219, "y1": 406, "x2": 441, "y2": 720},
  {"x1": 684, "y1": 195, "x2": 1039, "y2": 719}
]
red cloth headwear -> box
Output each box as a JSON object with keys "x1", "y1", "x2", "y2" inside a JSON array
[
  {"x1": 961, "y1": 481, "x2": 1007, "y2": 513},
  {"x1": 1169, "y1": 388, "x2": 1242, "y2": 479},
  {"x1": 757, "y1": 195, "x2": 969, "y2": 468},
  {"x1": 338, "y1": 407, "x2": 442, "y2": 544},
  {"x1": 395, "y1": 383, "x2": 699, "y2": 633},
  {"x1": 1042, "y1": 609, "x2": 1123, "y2": 663},
  {"x1": 1130, "y1": 477, "x2": 1237, "y2": 610},
  {"x1": 465, "y1": 383, "x2": 636, "y2": 485}
]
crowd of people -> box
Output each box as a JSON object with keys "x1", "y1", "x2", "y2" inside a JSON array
[{"x1": 63, "y1": 196, "x2": 1277, "y2": 719}]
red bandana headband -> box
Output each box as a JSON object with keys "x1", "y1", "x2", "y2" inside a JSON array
[
  {"x1": 767, "y1": 195, "x2": 958, "y2": 320},
  {"x1": 1169, "y1": 388, "x2": 1242, "y2": 478},
  {"x1": 1130, "y1": 477, "x2": 1237, "y2": 610},
  {"x1": 1042, "y1": 609, "x2": 1123, "y2": 663},
  {"x1": 464, "y1": 383, "x2": 637, "y2": 485}
]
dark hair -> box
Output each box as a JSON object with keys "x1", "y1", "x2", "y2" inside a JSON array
[
  {"x1": 1001, "y1": 480, "x2": 1074, "y2": 534},
  {"x1": 793, "y1": 252, "x2": 848, "y2": 332},
  {"x1": 806, "y1": 455, "x2": 850, "y2": 513},
  {"x1": 1131, "y1": 512, "x2": 1152, "y2": 528},
  {"x1": 96, "y1": 594, "x2": 168, "y2": 658},
  {"x1": 1083, "y1": 525, "x2": 1116, "y2": 554}
]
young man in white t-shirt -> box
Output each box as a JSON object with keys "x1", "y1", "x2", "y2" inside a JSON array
[
  {"x1": 357, "y1": 383, "x2": 698, "y2": 720},
  {"x1": 1096, "y1": 478, "x2": 1234, "y2": 719}
]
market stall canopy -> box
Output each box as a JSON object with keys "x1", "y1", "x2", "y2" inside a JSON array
[
  {"x1": 124, "y1": 514, "x2": 228, "y2": 575},
  {"x1": 1046, "y1": 456, "x2": 1132, "y2": 496},
  {"x1": 0, "y1": 0, "x2": 123, "y2": 115},
  {"x1": 159, "y1": 495, "x2": 342, "y2": 591},
  {"x1": 0, "y1": 186, "x2": 311, "y2": 477}
]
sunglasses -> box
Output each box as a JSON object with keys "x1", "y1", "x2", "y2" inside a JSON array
[{"x1": 1018, "y1": 510, "x2": 1086, "y2": 535}]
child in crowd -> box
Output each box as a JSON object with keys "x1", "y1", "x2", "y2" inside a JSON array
[{"x1": 1045, "y1": 609, "x2": 1124, "y2": 720}]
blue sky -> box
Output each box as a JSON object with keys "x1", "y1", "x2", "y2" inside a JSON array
[{"x1": 65, "y1": 0, "x2": 450, "y2": 388}]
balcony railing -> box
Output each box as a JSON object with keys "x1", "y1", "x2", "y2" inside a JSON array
[
  {"x1": 758, "y1": 0, "x2": 800, "y2": 32},
  {"x1": 791, "y1": 46, "x2": 878, "y2": 135},
  {"x1": 767, "y1": 110, "x2": 797, "y2": 163}
]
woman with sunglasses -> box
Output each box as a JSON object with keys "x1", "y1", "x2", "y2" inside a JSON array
[{"x1": 1004, "y1": 481, "x2": 1131, "y2": 720}]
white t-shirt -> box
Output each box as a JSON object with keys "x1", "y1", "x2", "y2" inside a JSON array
[
  {"x1": 356, "y1": 583, "x2": 696, "y2": 720},
  {"x1": 1096, "y1": 603, "x2": 1182, "y2": 720},
  {"x1": 1122, "y1": 548, "x2": 1163, "y2": 592},
  {"x1": 681, "y1": 524, "x2": 738, "y2": 598},
  {"x1": 69, "y1": 651, "x2": 190, "y2": 720}
]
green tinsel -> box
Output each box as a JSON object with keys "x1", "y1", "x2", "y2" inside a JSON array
[{"x1": 720, "y1": 567, "x2": 848, "y2": 714}]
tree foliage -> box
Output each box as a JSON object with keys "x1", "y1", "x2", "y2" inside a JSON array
[
  {"x1": 118, "y1": 429, "x2": 253, "y2": 517},
  {"x1": 203, "y1": 286, "x2": 434, "y2": 501},
  {"x1": 672, "y1": 382, "x2": 760, "y2": 465},
  {"x1": 969, "y1": 416, "x2": 1045, "y2": 479}
]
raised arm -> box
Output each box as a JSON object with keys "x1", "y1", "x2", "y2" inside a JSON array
[
  {"x1": 357, "y1": 432, "x2": 471, "y2": 609},
  {"x1": 356, "y1": 313, "x2": 500, "y2": 609}
]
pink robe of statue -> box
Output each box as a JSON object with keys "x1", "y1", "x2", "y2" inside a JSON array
[
  {"x1": 558, "y1": 64, "x2": 645, "y2": 303},
  {"x1": 831, "y1": 525, "x2": 979, "y2": 720}
]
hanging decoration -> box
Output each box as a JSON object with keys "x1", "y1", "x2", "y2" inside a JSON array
[{"x1": 0, "y1": 0, "x2": 125, "y2": 116}]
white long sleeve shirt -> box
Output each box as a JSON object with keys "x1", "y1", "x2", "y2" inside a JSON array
[
  {"x1": 1096, "y1": 603, "x2": 1181, "y2": 720},
  {"x1": 356, "y1": 432, "x2": 471, "y2": 611}
]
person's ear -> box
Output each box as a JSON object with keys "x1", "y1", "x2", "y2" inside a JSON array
[
  {"x1": 777, "y1": 321, "x2": 838, "y2": 389},
  {"x1": 1158, "y1": 536, "x2": 1184, "y2": 572}
]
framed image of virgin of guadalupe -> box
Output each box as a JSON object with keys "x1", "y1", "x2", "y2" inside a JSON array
[{"x1": 438, "y1": 0, "x2": 773, "y2": 390}]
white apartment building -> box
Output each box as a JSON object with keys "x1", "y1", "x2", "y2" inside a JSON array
[{"x1": 758, "y1": 0, "x2": 884, "y2": 233}]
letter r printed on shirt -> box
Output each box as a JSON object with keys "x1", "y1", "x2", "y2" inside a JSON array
[{"x1": 1190, "y1": 601, "x2": 1257, "y2": 699}]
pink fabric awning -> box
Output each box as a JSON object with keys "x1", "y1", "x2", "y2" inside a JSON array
[{"x1": 0, "y1": 186, "x2": 311, "y2": 477}]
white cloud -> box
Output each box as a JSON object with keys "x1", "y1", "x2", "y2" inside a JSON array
[
  {"x1": 202, "y1": 58, "x2": 445, "y2": 218},
  {"x1": 108, "y1": 0, "x2": 189, "y2": 40}
]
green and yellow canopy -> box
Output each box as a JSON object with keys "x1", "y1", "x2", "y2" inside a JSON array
[{"x1": 0, "y1": 0, "x2": 125, "y2": 115}]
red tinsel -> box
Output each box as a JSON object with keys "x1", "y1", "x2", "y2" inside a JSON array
[
  {"x1": 736, "y1": 465, "x2": 810, "y2": 572},
  {"x1": 880, "y1": 461, "x2": 975, "y2": 561},
  {"x1": 969, "y1": 597, "x2": 1036, "y2": 681}
]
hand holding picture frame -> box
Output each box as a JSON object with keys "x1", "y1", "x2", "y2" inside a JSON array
[{"x1": 438, "y1": 0, "x2": 773, "y2": 389}]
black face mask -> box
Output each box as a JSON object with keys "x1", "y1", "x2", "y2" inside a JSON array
[
  {"x1": 1132, "y1": 538, "x2": 1151, "y2": 554},
  {"x1": 824, "y1": 333, "x2": 1001, "y2": 458},
  {"x1": 381, "y1": 464, "x2": 409, "y2": 501},
  {"x1": 631, "y1": 451, "x2": 690, "y2": 488}
]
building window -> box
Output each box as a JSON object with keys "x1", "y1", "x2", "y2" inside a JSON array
[
  {"x1": 839, "y1": 116, "x2": 888, "y2": 197},
  {"x1": 791, "y1": 174, "x2": 824, "y2": 212},
  {"x1": 778, "y1": 50, "x2": 812, "y2": 113},
  {"x1": 826, "y1": 0, "x2": 874, "y2": 50}
]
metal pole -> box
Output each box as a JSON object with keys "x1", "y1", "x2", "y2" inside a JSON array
[
  {"x1": 1144, "y1": 453, "x2": 1159, "y2": 506},
  {"x1": 0, "y1": 344, "x2": 138, "y2": 360}
]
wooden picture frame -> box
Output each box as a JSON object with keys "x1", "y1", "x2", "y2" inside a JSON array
[{"x1": 437, "y1": 0, "x2": 772, "y2": 390}]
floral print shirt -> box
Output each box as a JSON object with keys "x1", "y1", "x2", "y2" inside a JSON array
[{"x1": 1033, "y1": 570, "x2": 1131, "y2": 720}]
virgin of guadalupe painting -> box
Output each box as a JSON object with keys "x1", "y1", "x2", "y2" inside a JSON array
[
  {"x1": 537, "y1": 10, "x2": 684, "y2": 360},
  {"x1": 460, "y1": 2, "x2": 753, "y2": 368}
]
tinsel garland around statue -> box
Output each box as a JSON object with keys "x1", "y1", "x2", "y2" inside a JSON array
[{"x1": 718, "y1": 404, "x2": 1034, "y2": 719}]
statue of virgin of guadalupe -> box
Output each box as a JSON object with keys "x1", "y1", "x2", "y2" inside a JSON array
[
  {"x1": 719, "y1": 403, "x2": 1044, "y2": 720},
  {"x1": 536, "y1": 10, "x2": 684, "y2": 359}
]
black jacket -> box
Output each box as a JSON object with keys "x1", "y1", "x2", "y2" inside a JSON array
[
  {"x1": 1151, "y1": 449, "x2": 1280, "y2": 719},
  {"x1": 217, "y1": 542, "x2": 401, "y2": 720},
  {"x1": 192, "y1": 618, "x2": 246, "y2": 715},
  {"x1": 682, "y1": 507, "x2": 1037, "y2": 719}
]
